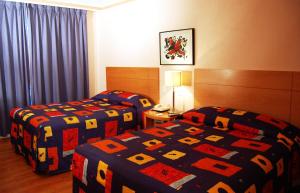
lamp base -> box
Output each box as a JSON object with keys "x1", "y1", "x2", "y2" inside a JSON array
[{"x1": 168, "y1": 108, "x2": 181, "y2": 116}]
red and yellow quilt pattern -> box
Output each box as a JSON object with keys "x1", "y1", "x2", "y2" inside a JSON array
[
  {"x1": 10, "y1": 90, "x2": 154, "y2": 174},
  {"x1": 72, "y1": 107, "x2": 300, "y2": 193}
]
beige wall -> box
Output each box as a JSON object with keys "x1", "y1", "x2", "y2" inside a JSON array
[{"x1": 88, "y1": 0, "x2": 300, "y2": 110}]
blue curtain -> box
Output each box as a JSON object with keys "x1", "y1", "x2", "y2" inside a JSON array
[{"x1": 0, "y1": 1, "x2": 89, "y2": 136}]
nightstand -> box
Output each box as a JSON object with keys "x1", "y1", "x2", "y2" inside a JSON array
[{"x1": 143, "y1": 110, "x2": 178, "y2": 129}]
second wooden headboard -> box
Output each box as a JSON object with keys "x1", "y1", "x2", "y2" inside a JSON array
[
  {"x1": 106, "y1": 67, "x2": 160, "y2": 104},
  {"x1": 194, "y1": 69, "x2": 300, "y2": 128}
]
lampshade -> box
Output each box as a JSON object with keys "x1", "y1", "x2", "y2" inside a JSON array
[
  {"x1": 181, "y1": 71, "x2": 192, "y2": 86},
  {"x1": 165, "y1": 71, "x2": 181, "y2": 87}
]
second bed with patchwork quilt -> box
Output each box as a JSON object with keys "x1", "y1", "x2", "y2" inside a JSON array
[
  {"x1": 10, "y1": 90, "x2": 154, "y2": 174},
  {"x1": 72, "y1": 107, "x2": 300, "y2": 193}
]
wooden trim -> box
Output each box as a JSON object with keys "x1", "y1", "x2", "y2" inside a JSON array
[
  {"x1": 195, "y1": 69, "x2": 292, "y2": 90},
  {"x1": 194, "y1": 69, "x2": 300, "y2": 127},
  {"x1": 293, "y1": 72, "x2": 300, "y2": 91},
  {"x1": 291, "y1": 91, "x2": 300, "y2": 127},
  {"x1": 106, "y1": 67, "x2": 160, "y2": 104}
]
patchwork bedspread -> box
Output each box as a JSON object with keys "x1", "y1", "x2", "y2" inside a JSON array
[
  {"x1": 10, "y1": 95, "x2": 152, "y2": 174},
  {"x1": 73, "y1": 107, "x2": 300, "y2": 193}
]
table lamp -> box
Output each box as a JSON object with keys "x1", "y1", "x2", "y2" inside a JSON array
[{"x1": 165, "y1": 71, "x2": 182, "y2": 113}]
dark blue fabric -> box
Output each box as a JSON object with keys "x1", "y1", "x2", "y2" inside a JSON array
[{"x1": 0, "y1": 1, "x2": 89, "y2": 136}]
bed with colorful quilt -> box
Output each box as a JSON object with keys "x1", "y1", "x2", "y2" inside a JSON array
[
  {"x1": 10, "y1": 90, "x2": 154, "y2": 174},
  {"x1": 72, "y1": 106, "x2": 300, "y2": 193}
]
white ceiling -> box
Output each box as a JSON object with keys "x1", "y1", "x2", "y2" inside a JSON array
[
  {"x1": 8, "y1": 0, "x2": 133, "y2": 10},
  {"x1": 57, "y1": 0, "x2": 130, "y2": 8}
]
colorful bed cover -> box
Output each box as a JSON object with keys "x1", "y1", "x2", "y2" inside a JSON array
[
  {"x1": 10, "y1": 90, "x2": 154, "y2": 174},
  {"x1": 72, "y1": 107, "x2": 300, "y2": 193}
]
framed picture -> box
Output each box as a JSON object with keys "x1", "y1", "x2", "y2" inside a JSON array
[{"x1": 159, "y1": 28, "x2": 194, "y2": 65}]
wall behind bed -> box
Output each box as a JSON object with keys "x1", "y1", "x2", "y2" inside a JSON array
[{"x1": 88, "y1": 0, "x2": 300, "y2": 110}]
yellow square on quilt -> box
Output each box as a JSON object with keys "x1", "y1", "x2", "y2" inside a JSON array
[
  {"x1": 105, "y1": 110, "x2": 119, "y2": 117},
  {"x1": 178, "y1": 137, "x2": 200, "y2": 145},
  {"x1": 127, "y1": 153, "x2": 155, "y2": 165},
  {"x1": 232, "y1": 110, "x2": 247, "y2": 116},
  {"x1": 44, "y1": 108, "x2": 58, "y2": 112},
  {"x1": 207, "y1": 182, "x2": 234, "y2": 193},
  {"x1": 63, "y1": 108, "x2": 77, "y2": 111},
  {"x1": 122, "y1": 186, "x2": 135, "y2": 193},
  {"x1": 33, "y1": 135, "x2": 37, "y2": 152},
  {"x1": 63, "y1": 116, "x2": 80, "y2": 124},
  {"x1": 99, "y1": 103, "x2": 110, "y2": 107},
  {"x1": 251, "y1": 154, "x2": 273, "y2": 174},
  {"x1": 38, "y1": 148, "x2": 46, "y2": 162},
  {"x1": 139, "y1": 99, "x2": 152, "y2": 107},
  {"x1": 143, "y1": 139, "x2": 162, "y2": 147},
  {"x1": 163, "y1": 150, "x2": 186, "y2": 160},
  {"x1": 22, "y1": 113, "x2": 35, "y2": 121},
  {"x1": 205, "y1": 135, "x2": 224, "y2": 142},
  {"x1": 215, "y1": 116, "x2": 229, "y2": 128},
  {"x1": 44, "y1": 126, "x2": 53, "y2": 142},
  {"x1": 96, "y1": 161, "x2": 108, "y2": 186},
  {"x1": 86, "y1": 119, "x2": 97, "y2": 129},
  {"x1": 123, "y1": 112, "x2": 133, "y2": 122},
  {"x1": 244, "y1": 184, "x2": 256, "y2": 193}
]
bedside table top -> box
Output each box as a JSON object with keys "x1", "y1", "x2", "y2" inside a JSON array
[{"x1": 144, "y1": 110, "x2": 176, "y2": 121}]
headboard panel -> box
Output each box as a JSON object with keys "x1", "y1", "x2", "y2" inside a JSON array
[
  {"x1": 194, "y1": 69, "x2": 300, "y2": 127},
  {"x1": 291, "y1": 72, "x2": 300, "y2": 127},
  {"x1": 106, "y1": 67, "x2": 159, "y2": 103}
]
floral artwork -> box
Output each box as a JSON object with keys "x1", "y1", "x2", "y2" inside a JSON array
[
  {"x1": 164, "y1": 36, "x2": 188, "y2": 60},
  {"x1": 160, "y1": 28, "x2": 194, "y2": 65}
]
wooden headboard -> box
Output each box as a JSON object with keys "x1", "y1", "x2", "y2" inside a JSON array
[
  {"x1": 194, "y1": 69, "x2": 300, "y2": 127},
  {"x1": 106, "y1": 67, "x2": 160, "y2": 103}
]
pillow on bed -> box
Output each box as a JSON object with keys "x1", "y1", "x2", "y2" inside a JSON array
[
  {"x1": 92, "y1": 90, "x2": 154, "y2": 110},
  {"x1": 182, "y1": 106, "x2": 223, "y2": 126},
  {"x1": 182, "y1": 106, "x2": 300, "y2": 149}
]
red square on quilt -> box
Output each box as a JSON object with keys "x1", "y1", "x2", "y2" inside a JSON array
[
  {"x1": 92, "y1": 139, "x2": 127, "y2": 154},
  {"x1": 183, "y1": 112, "x2": 205, "y2": 123},
  {"x1": 231, "y1": 139, "x2": 271, "y2": 152},
  {"x1": 193, "y1": 144, "x2": 231, "y2": 158},
  {"x1": 105, "y1": 120, "x2": 118, "y2": 138},
  {"x1": 114, "y1": 132, "x2": 138, "y2": 142},
  {"x1": 45, "y1": 111, "x2": 65, "y2": 117},
  {"x1": 140, "y1": 162, "x2": 195, "y2": 189},
  {"x1": 118, "y1": 92, "x2": 136, "y2": 99},
  {"x1": 48, "y1": 147, "x2": 58, "y2": 171},
  {"x1": 229, "y1": 130, "x2": 260, "y2": 139},
  {"x1": 179, "y1": 119, "x2": 204, "y2": 127},
  {"x1": 10, "y1": 107, "x2": 21, "y2": 118},
  {"x1": 233, "y1": 123, "x2": 262, "y2": 135},
  {"x1": 29, "y1": 116, "x2": 49, "y2": 128},
  {"x1": 143, "y1": 128, "x2": 174, "y2": 138},
  {"x1": 192, "y1": 157, "x2": 241, "y2": 177},
  {"x1": 85, "y1": 106, "x2": 103, "y2": 112},
  {"x1": 30, "y1": 105, "x2": 48, "y2": 110},
  {"x1": 23, "y1": 129, "x2": 32, "y2": 150},
  {"x1": 110, "y1": 105, "x2": 128, "y2": 110},
  {"x1": 256, "y1": 114, "x2": 288, "y2": 130},
  {"x1": 63, "y1": 128, "x2": 79, "y2": 151},
  {"x1": 72, "y1": 153, "x2": 86, "y2": 180},
  {"x1": 68, "y1": 101, "x2": 84, "y2": 106},
  {"x1": 73, "y1": 110, "x2": 93, "y2": 116}
]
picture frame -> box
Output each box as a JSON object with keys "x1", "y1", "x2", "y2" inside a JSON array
[{"x1": 159, "y1": 28, "x2": 195, "y2": 65}]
